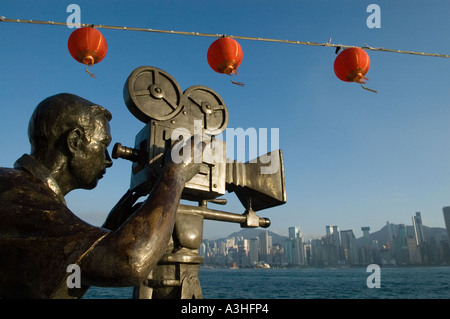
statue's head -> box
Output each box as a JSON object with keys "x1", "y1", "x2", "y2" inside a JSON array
[{"x1": 28, "y1": 93, "x2": 113, "y2": 191}]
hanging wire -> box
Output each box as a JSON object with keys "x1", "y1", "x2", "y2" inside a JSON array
[{"x1": 1, "y1": 17, "x2": 449, "y2": 58}]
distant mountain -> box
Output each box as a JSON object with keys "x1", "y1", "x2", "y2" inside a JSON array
[
  {"x1": 211, "y1": 224, "x2": 447, "y2": 247},
  {"x1": 356, "y1": 223, "x2": 448, "y2": 246}
]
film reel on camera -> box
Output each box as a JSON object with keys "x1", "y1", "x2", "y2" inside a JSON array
[
  {"x1": 123, "y1": 66, "x2": 184, "y2": 123},
  {"x1": 182, "y1": 85, "x2": 229, "y2": 135},
  {"x1": 123, "y1": 66, "x2": 229, "y2": 135}
]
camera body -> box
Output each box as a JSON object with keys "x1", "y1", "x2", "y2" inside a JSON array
[
  {"x1": 115, "y1": 66, "x2": 286, "y2": 299},
  {"x1": 123, "y1": 118, "x2": 227, "y2": 201},
  {"x1": 114, "y1": 66, "x2": 286, "y2": 213}
]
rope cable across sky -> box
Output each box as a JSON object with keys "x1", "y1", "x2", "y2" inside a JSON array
[{"x1": 1, "y1": 16, "x2": 449, "y2": 59}]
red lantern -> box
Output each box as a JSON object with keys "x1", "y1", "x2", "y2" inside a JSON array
[
  {"x1": 67, "y1": 27, "x2": 107, "y2": 66},
  {"x1": 334, "y1": 47, "x2": 370, "y2": 84},
  {"x1": 207, "y1": 37, "x2": 243, "y2": 75}
]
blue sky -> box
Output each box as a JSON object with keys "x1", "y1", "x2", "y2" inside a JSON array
[{"x1": 0, "y1": 0, "x2": 449, "y2": 239}]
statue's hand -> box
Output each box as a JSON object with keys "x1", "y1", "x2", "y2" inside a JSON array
[{"x1": 164, "y1": 135, "x2": 205, "y2": 184}]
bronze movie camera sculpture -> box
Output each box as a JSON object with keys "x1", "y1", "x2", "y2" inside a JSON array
[{"x1": 113, "y1": 66, "x2": 286, "y2": 298}]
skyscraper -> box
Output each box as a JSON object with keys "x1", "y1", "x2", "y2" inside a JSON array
[
  {"x1": 331, "y1": 226, "x2": 341, "y2": 247},
  {"x1": 286, "y1": 226, "x2": 305, "y2": 265},
  {"x1": 340, "y1": 229, "x2": 357, "y2": 264},
  {"x1": 249, "y1": 237, "x2": 259, "y2": 265},
  {"x1": 326, "y1": 225, "x2": 333, "y2": 237},
  {"x1": 386, "y1": 221, "x2": 393, "y2": 242},
  {"x1": 394, "y1": 224, "x2": 410, "y2": 264},
  {"x1": 325, "y1": 225, "x2": 340, "y2": 245},
  {"x1": 293, "y1": 236, "x2": 305, "y2": 265},
  {"x1": 199, "y1": 242, "x2": 206, "y2": 257},
  {"x1": 324, "y1": 225, "x2": 341, "y2": 264},
  {"x1": 360, "y1": 226, "x2": 374, "y2": 264},
  {"x1": 412, "y1": 212, "x2": 425, "y2": 245},
  {"x1": 289, "y1": 226, "x2": 301, "y2": 239},
  {"x1": 361, "y1": 227, "x2": 371, "y2": 247},
  {"x1": 259, "y1": 231, "x2": 271, "y2": 262},
  {"x1": 443, "y1": 207, "x2": 450, "y2": 247}
]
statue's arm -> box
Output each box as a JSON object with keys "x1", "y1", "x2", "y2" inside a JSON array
[
  {"x1": 80, "y1": 139, "x2": 202, "y2": 287},
  {"x1": 101, "y1": 190, "x2": 142, "y2": 231}
]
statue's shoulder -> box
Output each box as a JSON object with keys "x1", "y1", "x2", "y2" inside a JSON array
[
  {"x1": 0, "y1": 166, "x2": 49, "y2": 200},
  {"x1": 0, "y1": 165, "x2": 34, "y2": 180},
  {"x1": 0, "y1": 166, "x2": 32, "y2": 193},
  {"x1": 0, "y1": 166, "x2": 21, "y2": 176}
]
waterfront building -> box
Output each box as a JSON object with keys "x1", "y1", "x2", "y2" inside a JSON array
[
  {"x1": 407, "y1": 237, "x2": 422, "y2": 264},
  {"x1": 386, "y1": 221, "x2": 393, "y2": 241},
  {"x1": 218, "y1": 241, "x2": 227, "y2": 256},
  {"x1": 293, "y1": 236, "x2": 306, "y2": 265},
  {"x1": 285, "y1": 239, "x2": 293, "y2": 264},
  {"x1": 393, "y1": 224, "x2": 410, "y2": 264},
  {"x1": 310, "y1": 238, "x2": 326, "y2": 266},
  {"x1": 199, "y1": 242, "x2": 206, "y2": 258},
  {"x1": 249, "y1": 237, "x2": 259, "y2": 265},
  {"x1": 412, "y1": 212, "x2": 426, "y2": 263},
  {"x1": 324, "y1": 225, "x2": 341, "y2": 264},
  {"x1": 325, "y1": 225, "x2": 332, "y2": 237},
  {"x1": 289, "y1": 226, "x2": 301, "y2": 239},
  {"x1": 325, "y1": 226, "x2": 341, "y2": 246},
  {"x1": 412, "y1": 212, "x2": 425, "y2": 246},
  {"x1": 332, "y1": 226, "x2": 341, "y2": 263},
  {"x1": 359, "y1": 227, "x2": 373, "y2": 264},
  {"x1": 443, "y1": 207, "x2": 450, "y2": 247},
  {"x1": 361, "y1": 227, "x2": 371, "y2": 247},
  {"x1": 285, "y1": 226, "x2": 306, "y2": 266},
  {"x1": 235, "y1": 238, "x2": 249, "y2": 267},
  {"x1": 340, "y1": 229, "x2": 358, "y2": 265},
  {"x1": 259, "y1": 231, "x2": 271, "y2": 262}
]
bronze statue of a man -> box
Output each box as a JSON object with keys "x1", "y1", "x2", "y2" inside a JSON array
[{"x1": 0, "y1": 93, "x2": 201, "y2": 298}]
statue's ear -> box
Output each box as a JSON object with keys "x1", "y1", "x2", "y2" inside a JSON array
[{"x1": 66, "y1": 128, "x2": 84, "y2": 155}]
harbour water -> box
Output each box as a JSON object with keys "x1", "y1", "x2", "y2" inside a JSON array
[{"x1": 83, "y1": 266, "x2": 450, "y2": 299}]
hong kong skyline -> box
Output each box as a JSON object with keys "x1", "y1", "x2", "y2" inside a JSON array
[
  {"x1": 201, "y1": 211, "x2": 449, "y2": 268},
  {"x1": 204, "y1": 207, "x2": 448, "y2": 241}
]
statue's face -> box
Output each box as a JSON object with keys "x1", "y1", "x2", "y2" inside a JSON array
[{"x1": 70, "y1": 116, "x2": 113, "y2": 190}]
